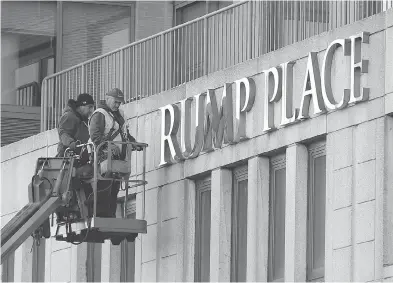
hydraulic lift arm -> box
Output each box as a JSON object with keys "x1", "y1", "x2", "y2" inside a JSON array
[
  {"x1": 1, "y1": 157, "x2": 74, "y2": 265},
  {"x1": 1, "y1": 197, "x2": 62, "y2": 264}
]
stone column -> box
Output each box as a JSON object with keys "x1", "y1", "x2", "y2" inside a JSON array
[
  {"x1": 246, "y1": 156, "x2": 270, "y2": 282},
  {"x1": 182, "y1": 179, "x2": 196, "y2": 282},
  {"x1": 210, "y1": 168, "x2": 232, "y2": 282},
  {"x1": 285, "y1": 143, "x2": 308, "y2": 282}
]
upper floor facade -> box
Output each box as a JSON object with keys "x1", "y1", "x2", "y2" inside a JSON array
[
  {"x1": 0, "y1": 0, "x2": 232, "y2": 145},
  {"x1": 1, "y1": 0, "x2": 393, "y2": 146}
]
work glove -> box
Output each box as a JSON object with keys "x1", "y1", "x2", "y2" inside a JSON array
[
  {"x1": 132, "y1": 144, "x2": 143, "y2": 151},
  {"x1": 69, "y1": 141, "x2": 77, "y2": 151}
]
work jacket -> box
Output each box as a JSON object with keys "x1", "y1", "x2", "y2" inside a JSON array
[
  {"x1": 89, "y1": 104, "x2": 135, "y2": 160},
  {"x1": 57, "y1": 99, "x2": 90, "y2": 157}
]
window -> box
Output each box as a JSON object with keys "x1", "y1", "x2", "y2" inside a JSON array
[
  {"x1": 62, "y1": 2, "x2": 132, "y2": 69},
  {"x1": 172, "y1": 1, "x2": 233, "y2": 86},
  {"x1": 1, "y1": 1, "x2": 56, "y2": 106},
  {"x1": 60, "y1": 2, "x2": 133, "y2": 101},
  {"x1": 174, "y1": 1, "x2": 232, "y2": 25},
  {"x1": 1, "y1": 252, "x2": 14, "y2": 282},
  {"x1": 231, "y1": 165, "x2": 248, "y2": 282},
  {"x1": 307, "y1": 142, "x2": 326, "y2": 281},
  {"x1": 194, "y1": 177, "x2": 211, "y2": 282},
  {"x1": 268, "y1": 154, "x2": 286, "y2": 282}
]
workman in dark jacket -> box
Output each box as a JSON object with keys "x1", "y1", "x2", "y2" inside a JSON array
[
  {"x1": 57, "y1": 93, "x2": 95, "y2": 157},
  {"x1": 56, "y1": 93, "x2": 95, "y2": 221}
]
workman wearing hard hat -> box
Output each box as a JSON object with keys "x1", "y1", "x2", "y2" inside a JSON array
[
  {"x1": 57, "y1": 93, "x2": 95, "y2": 157},
  {"x1": 88, "y1": 88, "x2": 137, "y2": 217},
  {"x1": 89, "y1": 88, "x2": 136, "y2": 161}
]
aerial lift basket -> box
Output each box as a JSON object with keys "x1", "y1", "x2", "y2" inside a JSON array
[
  {"x1": 55, "y1": 140, "x2": 148, "y2": 245},
  {"x1": 1, "y1": 140, "x2": 148, "y2": 264}
]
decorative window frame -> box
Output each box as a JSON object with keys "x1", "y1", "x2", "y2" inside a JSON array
[
  {"x1": 230, "y1": 164, "x2": 248, "y2": 282},
  {"x1": 194, "y1": 176, "x2": 212, "y2": 282},
  {"x1": 306, "y1": 141, "x2": 326, "y2": 282},
  {"x1": 268, "y1": 154, "x2": 286, "y2": 282}
]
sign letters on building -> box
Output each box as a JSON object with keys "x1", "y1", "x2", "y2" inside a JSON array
[{"x1": 159, "y1": 32, "x2": 370, "y2": 167}]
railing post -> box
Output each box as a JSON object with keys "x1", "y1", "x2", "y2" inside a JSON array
[
  {"x1": 40, "y1": 79, "x2": 46, "y2": 132},
  {"x1": 204, "y1": 17, "x2": 209, "y2": 76},
  {"x1": 120, "y1": 49, "x2": 124, "y2": 94},
  {"x1": 81, "y1": 64, "x2": 85, "y2": 93},
  {"x1": 247, "y1": 1, "x2": 253, "y2": 60},
  {"x1": 161, "y1": 34, "x2": 165, "y2": 92}
]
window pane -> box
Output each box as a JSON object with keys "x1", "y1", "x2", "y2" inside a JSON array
[
  {"x1": 200, "y1": 190, "x2": 211, "y2": 282},
  {"x1": 312, "y1": 155, "x2": 326, "y2": 270},
  {"x1": 218, "y1": 1, "x2": 233, "y2": 9},
  {"x1": 62, "y1": 2, "x2": 131, "y2": 69},
  {"x1": 237, "y1": 179, "x2": 248, "y2": 282},
  {"x1": 176, "y1": 1, "x2": 206, "y2": 25},
  {"x1": 273, "y1": 168, "x2": 286, "y2": 280}
]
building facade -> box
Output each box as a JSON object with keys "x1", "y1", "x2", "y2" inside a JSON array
[{"x1": 1, "y1": 1, "x2": 393, "y2": 282}]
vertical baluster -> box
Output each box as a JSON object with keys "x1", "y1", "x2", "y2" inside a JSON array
[
  {"x1": 187, "y1": 25, "x2": 190, "y2": 82},
  {"x1": 148, "y1": 41, "x2": 151, "y2": 96},
  {"x1": 28, "y1": 87, "x2": 31, "y2": 106},
  {"x1": 129, "y1": 47, "x2": 132, "y2": 99},
  {"x1": 23, "y1": 88, "x2": 27, "y2": 106},
  {"x1": 91, "y1": 62, "x2": 95, "y2": 103},
  {"x1": 204, "y1": 16, "x2": 208, "y2": 76},
  {"x1": 278, "y1": 0, "x2": 281, "y2": 49},
  {"x1": 141, "y1": 41, "x2": 145, "y2": 97},
  {"x1": 120, "y1": 50, "x2": 124, "y2": 97},
  {"x1": 153, "y1": 39, "x2": 156, "y2": 93},
  {"x1": 173, "y1": 29, "x2": 177, "y2": 87},
  {"x1": 138, "y1": 47, "x2": 141, "y2": 97},
  {"x1": 106, "y1": 55, "x2": 109, "y2": 94},
  {"x1": 196, "y1": 21, "x2": 199, "y2": 78},
  {"x1": 138, "y1": 44, "x2": 141, "y2": 99},
  {"x1": 268, "y1": 2, "x2": 271, "y2": 52},
  {"x1": 191, "y1": 23, "x2": 194, "y2": 80},
  {"x1": 40, "y1": 80, "x2": 45, "y2": 131},
  {"x1": 232, "y1": 7, "x2": 235, "y2": 66},
  {"x1": 176, "y1": 29, "x2": 180, "y2": 85},
  {"x1": 161, "y1": 34, "x2": 165, "y2": 92},
  {"x1": 132, "y1": 46, "x2": 135, "y2": 100},
  {"x1": 213, "y1": 16, "x2": 215, "y2": 72},
  {"x1": 233, "y1": 6, "x2": 240, "y2": 65},
  {"x1": 225, "y1": 11, "x2": 228, "y2": 66},
  {"x1": 81, "y1": 64, "x2": 85, "y2": 93}
]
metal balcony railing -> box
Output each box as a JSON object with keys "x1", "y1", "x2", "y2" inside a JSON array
[
  {"x1": 16, "y1": 82, "x2": 41, "y2": 107},
  {"x1": 41, "y1": 0, "x2": 393, "y2": 131}
]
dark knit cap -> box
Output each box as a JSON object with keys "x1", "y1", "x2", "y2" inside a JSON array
[{"x1": 76, "y1": 93, "x2": 95, "y2": 106}]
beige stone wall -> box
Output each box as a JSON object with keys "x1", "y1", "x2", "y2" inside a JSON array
[{"x1": 1, "y1": 8, "x2": 393, "y2": 282}]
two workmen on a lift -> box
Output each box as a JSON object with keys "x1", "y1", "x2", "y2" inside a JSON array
[{"x1": 56, "y1": 88, "x2": 138, "y2": 218}]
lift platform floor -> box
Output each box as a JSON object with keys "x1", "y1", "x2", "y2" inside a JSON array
[{"x1": 55, "y1": 217, "x2": 147, "y2": 245}]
